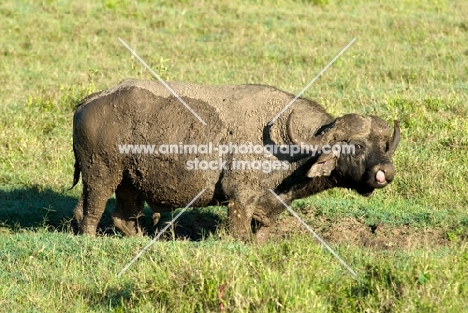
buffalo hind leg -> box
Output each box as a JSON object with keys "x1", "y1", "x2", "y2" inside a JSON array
[
  {"x1": 79, "y1": 181, "x2": 115, "y2": 236},
  {"x1": 73, "y1": 195, "x2": 84, "y2": 225},
  {"x1": 73, "y1": 195, "x2": 84, "y2": 233},
  {"x1": 112, "y1": 183, "x2": 145, "y2": 236}
]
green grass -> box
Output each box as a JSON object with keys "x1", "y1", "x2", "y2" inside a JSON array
[
  {"x1": 1, "y1": 232, "x2": 468, "y2": 312},
  {"x1": 1, "y1": 0, "x2": 468, "y2": 311}
]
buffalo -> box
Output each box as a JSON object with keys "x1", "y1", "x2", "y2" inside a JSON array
[{"x1": 71, "y1": 79, "x2": 399, "y2": 240}]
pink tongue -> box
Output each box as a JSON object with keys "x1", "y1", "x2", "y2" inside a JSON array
[{"x1": 376, "y1": 170, "x2": 386, "y2": 183}]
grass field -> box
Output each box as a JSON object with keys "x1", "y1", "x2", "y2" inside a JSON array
[{"x1": 1, "y1": 0, "x2": 468, "y2": 311}]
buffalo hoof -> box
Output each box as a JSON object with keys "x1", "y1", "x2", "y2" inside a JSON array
[
  {"x1": 112, "y1": 216, "x2": 143, "y2": 236},
  {"x1": 80, "y1": 224, "x2": 97, "y2": 237},
  {"x1": 152, "y1": 213, "x2": 161, "y2": 226},
  {"x1": 255, "y1": 226, "x2": 271, "y2": 243}
]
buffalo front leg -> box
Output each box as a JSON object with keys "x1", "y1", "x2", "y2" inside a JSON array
[
  {"x1": 112, "y1": 183, "x2": 145, "y2": 236},
  {"x1": 252, "y1": 214, "x2": 274, "y2": 243},
  {"x1": 252, "y1": 194, "x2": 286, "y2": 243},
  {"x1": 227, "y1": 201, "x2": 254, "y2": 241}
]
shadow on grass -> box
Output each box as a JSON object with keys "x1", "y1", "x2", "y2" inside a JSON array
[
  {"x1": 0, "y1": 184, "x2": 226, "y2": 240},
  {"x1": 148, "y1": 206, "x2": 227, "y2": 241},
  {"x1": 0, "y1": 185, "x2": 77, "y2": 232}
]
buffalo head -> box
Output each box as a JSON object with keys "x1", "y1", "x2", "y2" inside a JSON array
[{"x1": 288, "y1": 112, "x2": 400, "y2": 196}]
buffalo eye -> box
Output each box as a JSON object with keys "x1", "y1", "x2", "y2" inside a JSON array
[{"x1": 351, "y1": 143, "x2": 365, "y2": 156}]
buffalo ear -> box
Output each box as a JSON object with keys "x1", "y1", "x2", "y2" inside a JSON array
[{"x1": 307, "y1": 152, "x2": 338, "y2": 178}]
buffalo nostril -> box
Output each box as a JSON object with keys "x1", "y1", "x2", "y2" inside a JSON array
[{"x1": 373, "y1": 164, "x2": 395, "y2": 183}]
